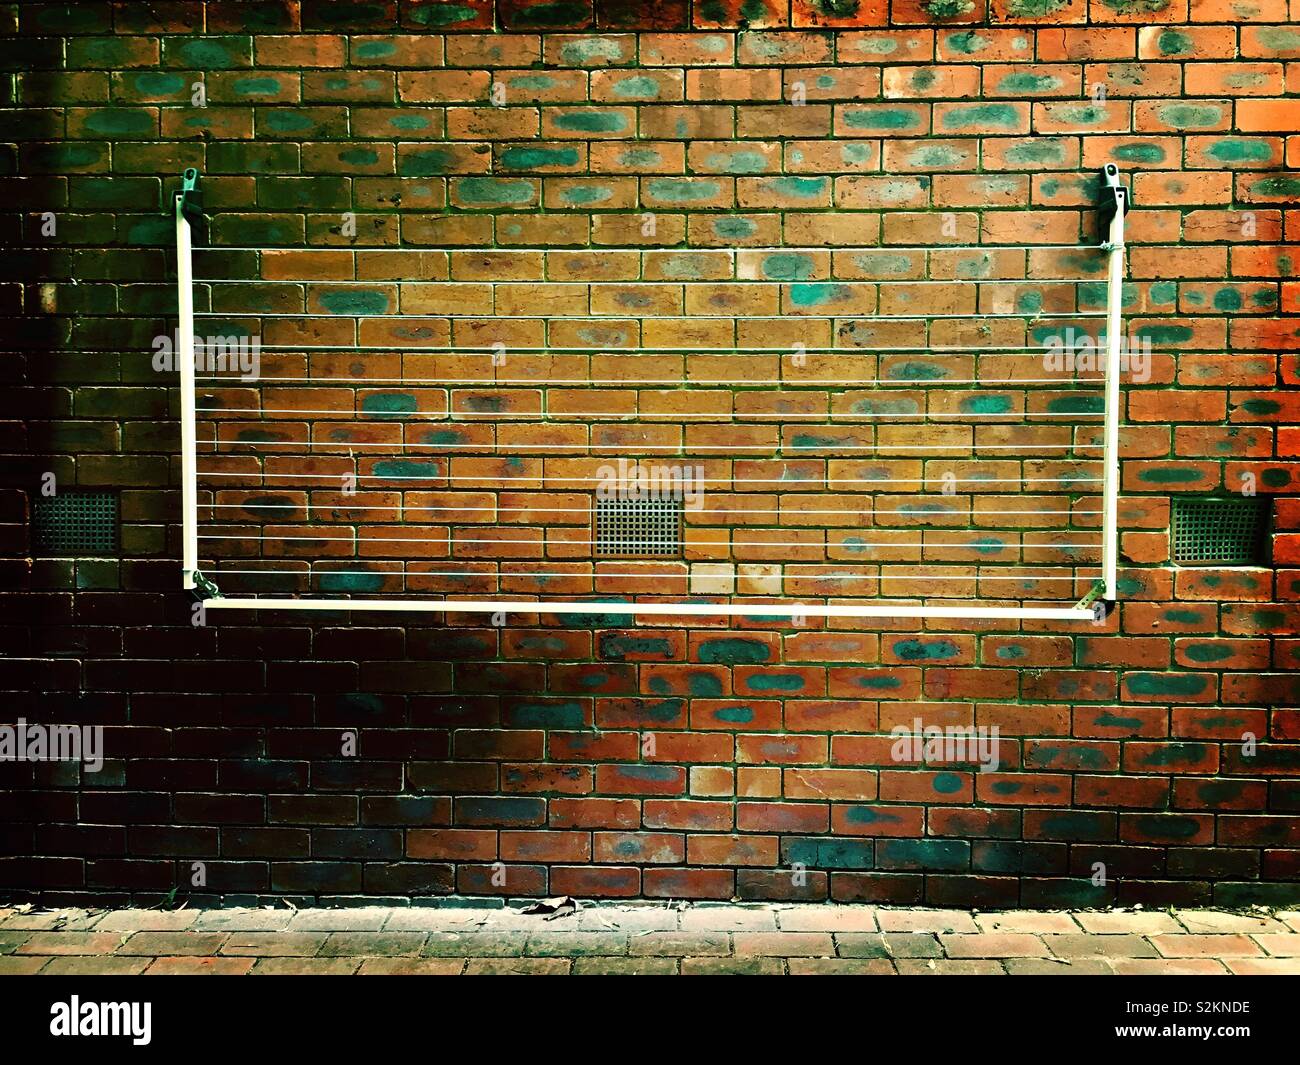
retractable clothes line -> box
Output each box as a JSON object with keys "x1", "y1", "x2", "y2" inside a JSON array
[{"x1": 174, "y1": 164, "x2": 1130, "y2": 621}]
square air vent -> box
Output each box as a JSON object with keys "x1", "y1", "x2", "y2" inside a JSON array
[
  {"x1": 1172, "y1": 497, "x2": 1267, "y2": 565},
  {"x1": 593, "y1": 497, "x2": 682, "y2": 558},
  {"x1": 31, "y1": 490, "x2": 118, "y2": 557}
]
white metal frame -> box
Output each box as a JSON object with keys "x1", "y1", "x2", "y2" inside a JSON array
[{"x1": 175, "y1": 175, "x2": 1126, "y2": 622}]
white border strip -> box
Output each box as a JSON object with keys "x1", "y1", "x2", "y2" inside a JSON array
[
  {"x1": 176, "y1": 192, "x2": 199, "y2": 591},
  {"x1": 180, "y1": 199, "x2": 1124, "y2": 622},
  {"x1": 1101, "y1": 188, "x2": 1127, "y2": 601},
  {"x1": 202, "y1": 598, "x2": 1095, "y2": 621}
]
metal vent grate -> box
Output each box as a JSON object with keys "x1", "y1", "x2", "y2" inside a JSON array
[
  {"x1": 1172, "y1": 497, "x2": 1267, "y2": 565},
  {"x1": 31, "y1": 490, "x2": 118, "y2": 557},
  {"x1": 594, "y1": 498, "x2": 683, "y2": 558}
]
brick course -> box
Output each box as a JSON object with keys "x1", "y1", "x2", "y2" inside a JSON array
[{"x1": 2, "y1": 1, "x2": 1298, "y2": 908}]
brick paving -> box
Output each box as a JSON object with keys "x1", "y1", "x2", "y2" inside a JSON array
[{"x1": 2, "y1": 903, "x2": 1298, "y2": 975}]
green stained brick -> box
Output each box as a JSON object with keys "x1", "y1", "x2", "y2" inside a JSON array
[
  {"x1": 508, "y1": 701, "x2": 586, "y2": 728},
  {"x1": 361, "y1": 392, "x2": 415, "y2": 416},
  {"x1": 558, "y1": 37, "x2": 623, "y2": 63},
  {"x1": 1127, "y1": 672, "x2": 1209, "y2": 697},
  {"x1": 1140, "y1": 743, "x2": 1206, "y2": 768},
  {"x1": 998, "y1": 72, "x2": 1060, "y2": 93},
  {"x1": 714, "y1": 216, "x2": 756, "y2": 238},
  {"x1": 390, "y1": 114, "x2": 432, "y2": 132},
  {"x1": 1133, "y1": 815, "x2": 1201, "y2": 841},
  {"x1": 353, "y1": 40, "x2": 396, "y2": 59},
  {"x1": 892, "y1": 638, "x2": 958, "y2": 661},
  {"x1": 1249, "y1": 176, "x2": 1300, "y2": 198},
  {"x1": 945, "y1": 31, "x2": 986, "y2": 55},
  {"x1": 457, "y1": 177, "x2": 535, "y2": 205},
  {"x1": 790, "y1": 282, "x2": 851, "y2": 307},
  {"x1": 172, "y1": 38, "x2": 249, "y2": 70},
  {"x1": 1047, "y1": 395, "x2": 1104, "y2": 415},
  {"x1": 129, "y1": 72, "x2": 187, "y2": 96},
  {"x1": 26, "y1": 143, "x2": 107, "y2": 170},
  {"x1": 83, "y1": 108, "x2": 154, "y2": 136},
  {"x1": 72, "y1": 176, "x2": 157, "y2": 209},
  {"x1": 209, "y1": 142, "x2": 299, "y2": 174},
  {"x1": 1006, "y1": 140, "x2": 1065, "y2": 164},
  {"x1": 769, "y1": 176, "x2": 821, "y2": 200},
  {"x1": 1113, "y1": 142, "x2": 1167, "y2": 164},
  {"x1": 401, "y1": 148, "x2": 455, "y2": 175},
  {"x1": 908, "y1": 144, "x2": 966, "y2": 168},
  {"x1": 1149, "y1": 280, "x2": 1178, "y2": 306},
  {"x1": 697, "y1": 637, "x2": 772, "y2": 665},
  {"x1": 1240, "y1": 398, "x2": 1279, "y2": 415},
  {"x1": 1213, "y1": 288, "x2": 1243, "y2": 312},
  {"x1": 890, "y1": 361, "x2": 948, "y2": 380},
  {"x1": 1137, "y1": 324, "x2": 1192, "y2": 344},
  {"x1": 785, "y1": 838, "x2": 874, "y2": 869},
  {"x1": 1094, "y1": 710, "x2": 1143, "y2": 729},
  {"x1": 1256, "y1": 27, "x2": 1300, "y2": 49},
  {"x1": 1006, "y1": 0, "x2": 1067, "y2": 12},
  {"x1": 372, "y1": 459, "x2": 440, "y2": 479},
  {"x1": 407, "y1": 3, "x2": 481, "y2": 27},
  {"x1": 1159, "y1": 104, "x2": 1225, "y2": 129},
  {"x1": 263, "y1": 110, "x2": 313, "y2": 133},
  {"x1": 746, "y1": 673, "x2": 804, "y2": 692},
  {"x1": 1137, "y1": 466, "x2": 1201, "y2": 484},
  {"x1": 1155, "y1": 29, "x2": 1191, "y2": 55},
  {"x1": 618, "y1": 148, "x2": 660, "y2": 167},
  {"x1": 319, "y1": 571, "x2": 385, "y2": 593},
  {"x1": 850, "y1": 35, "x2": 900, "y2": 55},
  {"x1": 713, "y1": 706, "x2": 755, "y2": 724},
  {"x1": 231, "y1": 76, "x2": 285, "y2": 97},
  {"x1": 553, "y1": 111, "x2": 627, "y2": 133},
  {"x1": 561, "y1": 185, "x2": 611, "y2": 205},
  {"x1": 124, "y1": 217, "x2": 172, "y2": 245},
  {"x1": 1098, "y1": 0, "x2": 1171, "y2": 10},
  {"x1": 500, "y1": 146, "x2": 580, "y2": 170},
  {"x1": 877, "y1": 839, "x2": 968, "y2": 872},
  {"x1": 611, "y1": 75, "x2": 660, "y2": 98},
  {"x1": 843, "y1": 108, "x2": 919, "y2": 131},
  {"x1": 339, "y1": 148, "x2": 380, "y2": 167},
  {"x1": 706, "y1": 150, "x2": 768, "y2": 174},
  {"x1": 942, "y1": 104, "x2": 1021, "y2": 131},
  {"x1": 646, "y1": 178, "x2": 720, "y2": 202},
  {"x1": 599, "y1": 634, "x2": 673, "y2": 659},
  {"x1": 761, "y1": 253, "x2": 815, "y2": 281}
]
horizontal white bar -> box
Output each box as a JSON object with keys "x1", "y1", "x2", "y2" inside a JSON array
[
  {"x1": 195, "y1": 470, "x2": 1104, "y2": 486},
  {"x1": 199, "y1": 532, "x2": 1103, "y2": 548},
  {"x1": 199, "y1": 244, "x2": 1104, "y2": 254},
  {"x1": 181, "y1": 345, "x2": 1152, "y2": 355},
  {"x1": 197, "y1": 376, "x2": 1095, "y2": 386},
  {"x1": 198, "y1": 311, "x2": 1109, "y2": 321},
  {"x1": 196, "y1": 277, "x2": 1105, "y2": 286},
  {"x1": 199, "y1": 407, "x2": 1103, "y2": 420},
  {"x1": 201, "y1": 597, "x2": 1097, "y2": 621},
  {"x1": 205, "y1": 503, "x2": 1101, "y2": 517}
]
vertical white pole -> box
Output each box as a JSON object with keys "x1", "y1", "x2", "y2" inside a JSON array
[
  {"x1": 176, "y1": 193, "x2": 198, "y2": 590},
  {"x1": 1101, "y1": 181, "x2": 1126, "y2": 601}
]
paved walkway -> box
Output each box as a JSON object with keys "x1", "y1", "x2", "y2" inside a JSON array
[{"x1": 3, "y1": 903, "x2": 1298, "y2": 975}]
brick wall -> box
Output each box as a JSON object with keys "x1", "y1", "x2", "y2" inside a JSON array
[{"x1": 3, "y1": 0, "x2": 1299, "y2": 908}]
